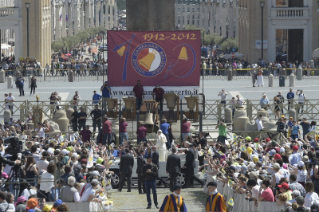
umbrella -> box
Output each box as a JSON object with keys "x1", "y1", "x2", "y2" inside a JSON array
[{"x1": 66, "y1": 53, "x2": 71, "y2": 56}]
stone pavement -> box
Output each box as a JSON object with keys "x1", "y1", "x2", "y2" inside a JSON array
[{"x1": 109, "y1": 187, "x2": 207, "y2": 212}]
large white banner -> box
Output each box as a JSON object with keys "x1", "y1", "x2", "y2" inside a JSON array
[{"x1": 110, "y1": 86, "x2": 200, "y2": 99}]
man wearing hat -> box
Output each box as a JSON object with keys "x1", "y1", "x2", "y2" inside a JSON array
[
  {"x1": 142, "y1": 154, "x2": 159, "y2": 209},
  {"x1": 205, "y1": 181, "x2": 227, "y2": 212},
  {"x1": 278, "y1": 182, "x2": 292, "y2": 200},
  {"x1": 100, "y1": 81, "x2": 111, "y2": 112},
  {"x1": 159, "y1": 184, "x2": 187, "y2": 212}
]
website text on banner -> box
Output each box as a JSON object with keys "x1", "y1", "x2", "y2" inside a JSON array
[
  {"x1": 110, "y1": 86, "x2": 199, "y2": 98},
  {"x1": 107, "y1": 30, "x2": 201, "y2": 92}
]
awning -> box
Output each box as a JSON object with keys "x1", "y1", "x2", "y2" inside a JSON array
[{"x1": 313, "y1": 48, "x2": 319, "y2": 58}]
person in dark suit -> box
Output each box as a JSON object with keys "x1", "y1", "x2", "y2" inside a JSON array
[
  {"x1": 136, "y1": 149, "x2": 146, "y2": 194},
  {"x1": 118, "y1": 149, "x2": 134, "y2": 192},
  {"x1": 166, "y1": 147, "x2": 181, "y2": 192},
  {"x1": 142, "y1": 155, "x2": 159, "y2": 209},
  {"x1": 151, "y1": 146, "x2": 167, "y2": 187},
  {"x1": 182, "y1": 143, "x2": 195, "y2": 188}
]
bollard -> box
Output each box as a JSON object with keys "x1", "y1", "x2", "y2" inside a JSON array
[
  {"x1": 224, "y1": 107, "x2": 232, "y2": 123},
  {"x1": 0, "y1": 69, "x2": 5, "y2": 83},
  {"x1": 28, "y1": 76, "x2": 32, "y2": 88},
  {"x1": 289, "y1": 74, "x2": 295, "y2": 87},
  {"x1": 199, "y1": 111, "x2": 203, "y2": 132},
  {"x1": 4, "y1": 110, "x2": 11, "y2": 123},
  {"x1": 227, "y1": 67, "x2": 232, "y2": 81},
  {"x1": 296, "y1": 67, "x2": 302, "y2": 80},
  {"x1": 68, "y1": 70, "x2": 74, "y2": 82},
  {"x1": 217, "y1": 104, "x2": 222, "y2": 120},
  {"x1": 7, "y1": 76, "x2": 13, "y2": 88},
  {"x1": 288, "y1": 108, "x2": 297, "y2": 121},
  {"x1": 268, "y1": 74, "x2": 274, "y2": 87}
]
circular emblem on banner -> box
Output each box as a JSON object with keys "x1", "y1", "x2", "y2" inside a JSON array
[{"x1": 132, "y1": 43, "x2": 167, "y2": 77}]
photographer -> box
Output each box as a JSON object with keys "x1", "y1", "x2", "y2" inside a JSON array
[
  {"x1": 218, "y1": 89, "x2": 228, "y2": 106},
  {"x1": 0, "y1": 148, "x2": 21, "y2": 179}
]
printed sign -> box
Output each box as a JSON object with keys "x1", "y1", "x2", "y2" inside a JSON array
[{"x1": 107, "y1": 31, "x2": 201, "y2": 87}]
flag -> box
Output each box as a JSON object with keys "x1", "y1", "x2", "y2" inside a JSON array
[
  {"x1": 59, "y1": 14, "x2": 62, "y2": 21},
  {"x1": 66, "y1": 14, "x2": 68, "y2": 22},
  {"x1": 228, "y1": 198, "x2": 234, "y2": 206},
  {"x1": 87, "y1": 148, "x2": 94, "y2": 168}
]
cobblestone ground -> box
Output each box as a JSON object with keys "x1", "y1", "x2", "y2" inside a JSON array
[{"x1": 109, "y1": 187, "x2": 207, "y2": 212}]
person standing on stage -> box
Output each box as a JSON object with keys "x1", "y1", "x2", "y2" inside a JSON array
[
  {"x1": 133, "y1": 80, "x2": 144, "y2": 111},
  {"x1": 100, "y1": 81, "x2": 111, "y2": 112},
  {"x1": 166, "y1": 148, "x2": 181, "y2": 192},
  {"x1": 159, "y1": 184, "x2": 188, "y2": 212},
  {"x1": 152, "y1": 84, "x2": 165, "y2": 111},
  {"x1": 206, "y1": 181, "x2": 227, "y2": 212},
  {"x1": 142, "y1": 155, "x2": 159, "y2": 209},
  {"x1": 136, "y1": 149, "x2": 146, "y2": 194}
]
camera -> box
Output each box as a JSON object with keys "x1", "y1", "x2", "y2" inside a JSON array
[{"x1": 3, "y1": 137, "x2": 26, "y2": 161}]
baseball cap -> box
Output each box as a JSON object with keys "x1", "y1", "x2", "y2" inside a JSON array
[
  {"x1": 62, "y1": 149, "x2": 70, "y2": 155},
  {"x1": 278, "y1": 182, "x2": 289, "y2": 190},
  {"x1": 272, "y1": 163, "x2": 280, "y2": 169},
  {"x1": 271, "y1": 141, "x2": 277, "y2": 146},
  {"x1": 91, "y1": 179, "x2": 99, "y2": 186},
  {"x1": 73, "y1": 164, "x2": 82, "y2": 174},
  {"x1": 27, "y1": 198, "x2": 38, "y2": 209},
  {"x1": 43, "y1": 204, "x2": 53, "y2": 212},
  {"x1": 53, "y1": 199, "x2": 63, "y2": 207},
  {"x1": 292, "y1": 145, "x2": 299, "y2": 151},
  {"x1": 1, "y1": 172, "x2": 8, "y2": 179},
  {"x1": 96, "y1": 157, "x2": 104, "y2": 164},
  {"x1": 254, "y1": 138, "x2": 259, "y2": 142},
  {"x1": 274, "y1": 154, "x2": 282, "y2": 160},
  {"x1": 265, "y1": 138, "x2": 271, "y2": 142},
  {"x1": 269, "y1": 149, "x2": 276, "y2": 156},
  {"x1": 280, "y1": 147, "x2": 285, "y2": 153},
  {"x1": 298, "y1": 161, "x2": 305, "y2": 167},
  {"x1": 292, "y1": 190, "x2": 301, "y2": 197},
  {"x1": 248, "y1": 171, "x2": 258, "y2": 179}
]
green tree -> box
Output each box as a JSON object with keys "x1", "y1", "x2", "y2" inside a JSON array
[{"x1": 117, "y1": 0, "x2": 126, "y2": 10}]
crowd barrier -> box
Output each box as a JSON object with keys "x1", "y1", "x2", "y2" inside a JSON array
[
  {"x1": 217, "y1": 181, "x2": 287, "y2": 212},
  {"x1": 46, "y1": 202, "x2": 104, "y2": 212}
]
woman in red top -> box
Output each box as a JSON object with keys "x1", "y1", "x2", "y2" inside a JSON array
[{"x1": 259, "y1": 179, "x2": 274, "y2": 202}]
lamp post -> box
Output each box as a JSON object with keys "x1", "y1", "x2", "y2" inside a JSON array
[
  {"x1": 25, "y1": 2, "x2": 30, "y2": 57},
  {"x1": 260, "y1": 1, "x2": 265, "y2": 60}
]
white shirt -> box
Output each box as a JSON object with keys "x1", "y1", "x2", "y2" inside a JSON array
[
  {"x1": 36, "y1": 160, "x2": 49, "y2": 171},
  {"x1": 237, "y1": 98, "x2": 244, "y2": 107},
  {"x1": 35, "y1": 127, "x2": 45, "y2": 138},
  {"x1": 304, "y1": 192, "x2": 319, "y2": 208},
  {"x1": 297, "y1": 169, "x2": 307, "y2": 183},
  {"x1": 6, "y1": 96, "x2": 14, "y2": 105},
  {"x1": 40, "y1": 171, "x2": 54, "y2": 193},
  {"x1": 32, "y1": 153, "x2": 41, "y2": 163},
  {"x1": 298, "y1": 93, "x2": 306, "y2": 103},
  {"x1": 256, "y1": 119, "x2": 263, "y2": 131},
  {"x1": 21, "y1": 188, "x2": 37, "y2": 200},
  {"x1": 74, "y1": 191, "x2": 81, "y2": 202},
  {"x1": 80, "y1": 186, "x2": 96, "y2": 202},
  {"x1": 251, "y1": 185, "x2": 261, "y2": 199}
]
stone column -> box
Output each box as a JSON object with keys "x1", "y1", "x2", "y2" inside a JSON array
[
  {"x1": 61, "y1": 2, "x2": 67, "y2": 37},
  {"x1": 80, "y1": 3, "x2": 84, "y2": 30},
  {"x1": 114, "y1": 1, "x2": 117, "y2": 27},
  {"x1": 90, "y1": 2, "x2": 94, "y2": 27},
  {"x1": 96, "y1": 2, "x2": 100, "y2": 27},
  {"x1": 84, "y1": 3, "x2": 89, "y2": 29},
  {"x1": 55, "y1": 4, "x2": 61, "y2": 40},
  {"x1": 209, "y1": 4, "x2": 214, "y2": 34},
  {"x1": 104, "y1": 1, "x2": 110, "y2": 29},
  {"x1": 183, "y1": 4, "x2": 187, "y2": 28},
  {"x1": 52, "y1": 4, "x2": 55, "y2": 40},
  {"x1": 68, "y1": 2, "x2": 73, "y2": 36},
  {"x1": 110, "y1": 4, "x2": 113, "y2": 28},
  {"x1": 228, "y1": 4, "x2": 234, "y2": 38},
  {"x1": 74, "y1": 2, "x2": 79, "y2": 34}
]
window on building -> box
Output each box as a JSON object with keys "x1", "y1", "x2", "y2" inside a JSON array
[
  {"x1": 192, "y1": 20, "x2": 195, "y2": 24},
  {"x1": 188, "y1": 20, "x2": 190, "y2": 24},
  {"x1": 178, "y1": 20, "x2": 180, "y2": 24},
  {"x1": 192, "y1": 8, "x2": 195, "y2": 12}
]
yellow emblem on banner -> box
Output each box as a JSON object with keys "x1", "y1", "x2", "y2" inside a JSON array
[
  {"x1": 138, "y1": 50, "x2": 157, "y2": 70},
  {"x1": 178, "y1": 46, "x2": 188, "y2": 61}
]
